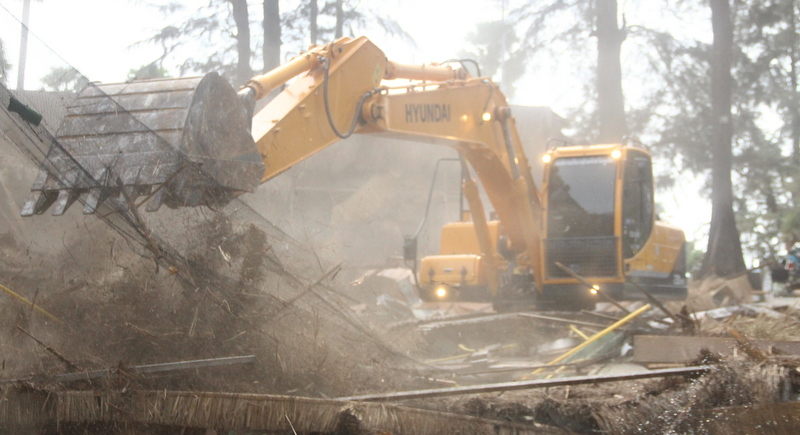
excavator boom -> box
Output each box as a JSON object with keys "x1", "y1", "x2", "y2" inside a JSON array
[{"x1": 15, "y1": 35, "x2": 686, "y2": 311}]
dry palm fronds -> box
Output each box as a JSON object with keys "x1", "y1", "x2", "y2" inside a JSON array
[
  {"x1": 593, "y1": 358, "x2": 788, "y2": 435},
  {"x1": 8, "y1": 388, "x2": 574, "y2": 435}
]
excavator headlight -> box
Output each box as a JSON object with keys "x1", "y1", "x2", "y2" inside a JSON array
[
  {"x1": 590, "y1": 285, "x2": 600, "y2": 295},
  {"x1": 542, "y1": 154, "x2": 552, "y2": 163},
  {"x1": 611, "y1": 149, "x2": 622, "y2": 159},
  {"x1": 482, "y1": 112, "x2": 492, "y2": 122},
  {"x1": 435, "y1": 285, "x2": 449, "y2": 299}
]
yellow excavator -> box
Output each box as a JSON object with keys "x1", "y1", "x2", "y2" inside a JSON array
[{"x1": 18, "y1": 36, "x2": 686, "y2": 311}]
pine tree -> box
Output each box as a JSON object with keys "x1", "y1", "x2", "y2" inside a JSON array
[
  {"x1": 142, "y1": 0, "x2": 413, "y2": 87},
  {"x1": 508, "y1": 0, "x2": 626, "y2": 142},
  {"x1": 699, "y1": 0, "x2": 746, "y2": 278}
]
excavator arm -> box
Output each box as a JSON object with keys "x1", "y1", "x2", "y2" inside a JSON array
[
  {"x1": 17, "y1": 35, "x2": 686, "y2": 310},
  {"x1": 240, "y1": 36, "x2": 544, "y2": 293},
  {"x1": 19, "y1": 35, "x2": 544, "y2": 296}
]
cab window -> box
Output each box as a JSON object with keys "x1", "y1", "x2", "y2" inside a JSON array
[{"x1": 622, "y1": 150, "x2": 654, "y2": 258}]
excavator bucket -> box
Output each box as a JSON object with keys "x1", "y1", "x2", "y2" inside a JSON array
[{"x1": 20, "y1": 73, "x2": 264, "y2": 216}]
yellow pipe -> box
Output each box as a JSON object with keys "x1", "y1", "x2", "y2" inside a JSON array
[
  {"x1": 245, "y1": 52, "x2": 322, "y2": 99},
  {"x1": 527, "y1": 303, "x2": 651, "y2": 378},
  {"x1": 569, "y1": 324, "x2": 589, "y2": 341},
  {"x1": 384, "y1": 60, "x2": 463, "y2": 81},
  {"x1": 0, "y1": 283, "x2": 62, "y2": 323},
  {"x1": 425, "y1": 343, "x2": 517, "y2": 365}
]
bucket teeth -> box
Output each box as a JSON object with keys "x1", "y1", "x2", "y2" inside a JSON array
[
  {"x1": 51, "y1": 189, "x2": 80, "y2": 216},
  {"x1": 83, "y1": 188, "x2": 106, "y2": 214},
  {"x1": 118, "y1": 186, "x2": 142, "y2": 209},
  {"x1": 14, "y1": 73, "x2": 264, "y2": 217},
  {"x1": 21, "y1": 190, "x2": 58, "y2": 216},
  {"x1": 82, "y1": 168, "x2": 109, "y2": 215}
]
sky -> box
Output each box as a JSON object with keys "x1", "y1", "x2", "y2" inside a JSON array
[
  {"x1": 0, "y1": 0, "x2": 497, "y2": 86},
  {"x1": 0, "y1": 0, "x2": 713, "y2": 252}
]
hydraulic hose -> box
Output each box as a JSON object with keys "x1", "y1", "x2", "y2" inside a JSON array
[{"x1": 320, "y1": 57, "x2": 374, "y2": 139}]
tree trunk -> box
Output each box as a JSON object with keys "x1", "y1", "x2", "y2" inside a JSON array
[
  {"x1": 699, "y1": 0, "x2": 746, "y2": 279},
  {"x1": 595, "y1": 0, "x2": 627, "y2": 143},
  {"x1": 263, "y1": 0, "x2": 281, "y2": 73},
  {"x1": 230, "y1": 0, "x2": 252, "y2": 86},
  {"x1": 335, "y1": 0, "x2": 344, "y2": 39},
  {"x1": 789, "y1": 1, "x2": 800, "y2": 246},
  {"x1": 310, "y1": 0, "x2": 318, "y2": 44},
  {"x1": 791, "y1": 1, "x2": 799, "y2": 167}
]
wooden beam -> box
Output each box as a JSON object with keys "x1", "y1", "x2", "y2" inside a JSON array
[
  {"x1": 4, "y1": 355, "x2": 257, "y2": 384},
  {"x1": 633, "y1": 335, "x2": 800, "y2": 364},
  {"x1": 337, "y1": 365, "x2": 712, "y2": 402}
]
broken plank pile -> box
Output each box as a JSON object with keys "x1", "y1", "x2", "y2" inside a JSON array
[{"x1": 378, "y1": 292, "x2": 800, "y2": 434}]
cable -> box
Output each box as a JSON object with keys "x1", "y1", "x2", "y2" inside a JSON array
[{"x1": 320, "y1": 57, "x2": 374, "y2": 139}]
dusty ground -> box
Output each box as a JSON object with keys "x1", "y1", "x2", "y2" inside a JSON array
[{"x1": 0, "y1": 204, "x2": 433, "y2": 398}]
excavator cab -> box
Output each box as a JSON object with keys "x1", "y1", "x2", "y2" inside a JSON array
[
  {"x1": 539, "y1": 144, "x2": 686, "y2": 309},
  {"x1": 416, "y1": 143, "x2": 686, "y2": 311}
]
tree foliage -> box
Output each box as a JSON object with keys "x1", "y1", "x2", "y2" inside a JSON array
[
  {"x1": 635, "y1": 0, "x2": 800, "y2": 263},
  {"x1": 139, "y1": 0, "x2": 414, "y2": 87},
  {"x1": 280, "y1": 0, "x2": 414, "y2": 54},
  {"x1": 506, "y1": 0, "x2": 626, "y2": 143},
  {"x1": 40, "y1": 66, "x2": 88, "y2": 92},
  {"x1": 458, "y1": 20, "x2": 526, "y2": 99},
  {"x1": 127, "y1": 63, "x2": 171, "y2": 81},
  {"x1": 139, "y1": 1, "x2": 240, "y2": 82},
  {"x1": 734, "y1": 0, "x2": 800, "y2": 256}
]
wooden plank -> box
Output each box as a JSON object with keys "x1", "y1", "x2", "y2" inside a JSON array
[
  {"x1": 337, "y1": 366, "x2": 712, "y2": 402},
  {"x1": 633, "y1": 335, "x2": 800, "y2": 364}
]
